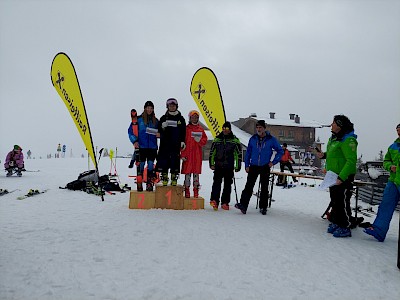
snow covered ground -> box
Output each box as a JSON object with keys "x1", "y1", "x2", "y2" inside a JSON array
[{"x1": 1, "y1": 158, "x2": 399, "y2": 300}]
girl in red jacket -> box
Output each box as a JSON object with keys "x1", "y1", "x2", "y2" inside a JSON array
[{"x1": 181, "y1": 110, "x2": 208, "y2": 198}]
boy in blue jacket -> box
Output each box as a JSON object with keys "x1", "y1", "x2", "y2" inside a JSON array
[{"x1": 235, "y1": 120, "x2": 283, "y2": 215}]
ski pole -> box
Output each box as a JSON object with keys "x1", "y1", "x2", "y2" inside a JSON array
[
  {"x1": 233, "y1": 176, "x2": 238, "y2": 204},
  {"x1": 256, "y1": 180, "x2": 261, "y2": 209}
]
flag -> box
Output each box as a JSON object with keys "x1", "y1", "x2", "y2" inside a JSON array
[
  {"x1": 50, "y1": 52, "x2": 97, "y2": 169},
  {"x1": 190, "y1": 67, "x2": 226, "y2": 138}
]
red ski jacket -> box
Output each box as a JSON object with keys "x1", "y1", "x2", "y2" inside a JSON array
[{"x1": 181, "y1": 123, "x2": 207, "y2": 174}]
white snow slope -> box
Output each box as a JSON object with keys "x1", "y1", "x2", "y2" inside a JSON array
[{"x1": 1, "y1": 158, "x2": 399, "y2": 300}]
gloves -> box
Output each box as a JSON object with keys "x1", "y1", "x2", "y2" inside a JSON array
[
  {"x1": 162, "y1": 122, "x2": 168, "y2": 129},
  {"x1": 181, "y1": 142, "x2": 186, "y2": 151},
  {"x1": 181, "y1": 157, "x2": 187, "y2": 161},
  {"x1": 194, "y1": 136, "x2": 201, "y2": 143}
]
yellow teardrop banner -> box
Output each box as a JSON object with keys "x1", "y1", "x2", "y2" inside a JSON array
[
  {"x1": 50, "y1": 52, "x2": 97, "y2": 169},
  {"x1": 190, "y1": 67, "x2": 226, "y2": 138}
]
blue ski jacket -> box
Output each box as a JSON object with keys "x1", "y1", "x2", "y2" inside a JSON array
[
  {"x1": 128, "y1": 116, "x2": 158, "y2": 149},
  {"x1": 245, "y1": 132, "x2": 283, "y2": 168}
]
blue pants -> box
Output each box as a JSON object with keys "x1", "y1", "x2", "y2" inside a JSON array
[{"x1": 373, "y1": 181, "x2": 400, "y2": 240}]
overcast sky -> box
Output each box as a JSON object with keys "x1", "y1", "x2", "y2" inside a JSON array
[{"x1": 1, "y1": 0, "x2": 399, "y2": 162}]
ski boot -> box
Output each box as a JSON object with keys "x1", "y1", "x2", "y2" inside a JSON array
[
  {"x1": 6, "y1": 169, "x2": 12, "y2": 177},
  {"x1": 221, "y1": 203, "x2": 229, "y2": 210},
  {"x1": 136, "y1": 175, "x2": 143, "y2": 192},
  {"x1": 234, "y1": 203, "x2": 247, "y2": 214},
  {"x1": 17, "y1": 168, "x2": 22, "y2": 177},
  {"x1": 333, "y1": 227, "x2": 352, "y2": 238},
  {"x1": 171, "y1": 173, "x2": 178, "y2": 186},
  {"x1": 259, "y1": 207, "x2": 267, "y2": 215},
  {"x1": 161, "y1": 173, "x2": 168, "y2": 186},
  {"x1": 210, "y1": 200, "x2": 218, "y2": 211},
  {"x1": 184, "y1": 186, "x2": 190, "y2": 198},
  {"x1": 193, "y1": 187, "x2": 199, "y2": 198},
  {"x1": 146, "y1": 182, "x2": 153, "y2": 192}
]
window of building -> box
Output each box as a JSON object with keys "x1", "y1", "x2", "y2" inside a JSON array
[
  {"x1": 288, "y1": 130, "x2": 294, "y2": 138},
  {"x1": 279, "y1": 130, "x2": 284, "y2": 137},
  {"x1": 309, "y1": 131, "x2": 313, "y2": 139}
]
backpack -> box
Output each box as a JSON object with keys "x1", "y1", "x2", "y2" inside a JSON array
[
  {"x1": 66, "y1": 179, "x2": 87, "y2": 191},
  {"x1": 78, "y1": 170, "x2": 99, "y2": 182}
]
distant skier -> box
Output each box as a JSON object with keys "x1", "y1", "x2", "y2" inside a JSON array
[
  {"x1": 280, "y1": 143, "x2": 298, "y2": 183},
  {"x1": 157, "y1": 98, "x2": 186, "y2": 186},
  {"x1": 180, "y1": 110, "x2": 208, "y2": 198},
  {"x1": 4, "y1": 145, "x2": 25, "y2": 177}
]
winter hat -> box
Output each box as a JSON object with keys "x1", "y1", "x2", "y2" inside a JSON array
[
  {"x1": 166, "y1": 98, "x2": 178, "y2": 108},
  {"x1": 188, "y1": 110, "x2": 200, "y2": 118},
  {"x1": 283, "y1": 143, "x2": 288, "y2": 147},
  {"x1": 131, "y1": 109, "x2": 137, "y2": 118},
  {"x1": 222, "y1": 121, "x2": 231, "y2": 130},
  {"x1": 14, "y1": 145, "x2": 22, "y2": 151},
  {"x1": 396, "y1": 124, "x2": 400, "y2": 129},
  {"x1": 256, "y1": 120, "x2": 266, "y2": 128},
  {"x1": 144, "y1": 101, "x2": 154, "y2": 109}
]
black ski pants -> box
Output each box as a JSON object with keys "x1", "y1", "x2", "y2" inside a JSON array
[
  {"x1": 240, "y1": 164, "x2": 270, "y2": 210},
  {"x1": 210, "y1": 167, "x2": 234, "y2": 205},
  {"x1": 280, "y1": 161, "x2": 297, "y2": 182},
  {"x1": 329, "y1": 176, "x2": 354, "y2": 228}
]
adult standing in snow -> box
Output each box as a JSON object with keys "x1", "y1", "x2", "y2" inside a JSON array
[
  {"x1": 128, "y1": 101, "x2": 159, "y2": 191},
  {"x1": 4, "y1": 145, "x2": 25, "y2": 177},
  {"x1": 209, "y1": 121, "x2": 242, "y2": 210},
  {"x1": 235, "y1": 120, "x2": 283, "y2": 215},
  {"x1": 157, "y1": 98, "x2": 186, "y2": 186},
  {"x1": 316, "y1": 115, "x2": 357, "y2": 238},
  {"x1": 181, "y1": 110, "x2": 208, "y2": 198},
  {"x1": 280, "y1": 143, "x2": 298, "y2": 183},
  {"x1": 364, "y1": 123, "x2": 400, "y2": 242}
]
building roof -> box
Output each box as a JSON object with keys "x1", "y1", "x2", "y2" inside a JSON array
[{"x1": 249, "y1": 116, "x2": 327, "y2": 128}]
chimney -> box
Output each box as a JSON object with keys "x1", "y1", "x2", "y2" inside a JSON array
[
  {"x1": 289, "y1": 113, "x2": 295, "y2": 120},
  {"x1": 249, "y1": 113, "x2": 257, "y2": 118},
  {"x1": 269, "y1": 112, "x2": 275, "y2": 119},
  {"x1": 295, "y1": 115, "x2": 300, "y2": 124}
]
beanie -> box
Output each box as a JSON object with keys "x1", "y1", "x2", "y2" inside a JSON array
[
  {"x1": 131, "y1": 109, "x2": 137, "y2": 117},
  {"x1": 222, "y1": 121, "x2": 231, "y2": 130},
  {"x1": 144, "y1": 101, "x2": 154, "y2": 109},
  {"x1": 256, "y1": 120, "x2": 266, "y2": 128},
  {"x1": 14, "y1": 145, "x2": 22, "y2": 151},
  {"x1": 283, "y1": 143, "x2": 287, "y2": 147},
  {"x1": 396, "y1": 124, "x2": 400, "y2": 129}
]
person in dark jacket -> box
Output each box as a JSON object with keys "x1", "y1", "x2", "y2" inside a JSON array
[
  {"x1": 128, "y1": 101, "x2": 159, "y2": 191},
  {"x1": 317, "y1": 114, "x2": 357, "y2": 238},
  {"x1": 235, "y1": 120, "x2": 283, "y2": 215},
  {"x1": 157, "y1": 98, "x2": 186, "y2": 186},
  {"x1": 209, "y1": 121, "x2": 242, "y2": 211}
]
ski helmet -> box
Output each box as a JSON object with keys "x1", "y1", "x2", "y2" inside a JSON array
[
  {"x1": 166, "y1": 98, "x2": 178, "y2": 108},
  {"x1": 14, "y1": 145, "x2": 22, "y2": 151},
  {"x1": 144, "y1": 101, "x2": 154, "y2": 109},
  {"x1": 188, "y1": 110, "x2": 200, "y2": 118}
]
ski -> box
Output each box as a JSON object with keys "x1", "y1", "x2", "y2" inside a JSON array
[
  {"x1": 16, "y1": 189, "x2": 49, "y2": 200},
  {"x1": 0, "y1": 189, "x2": 19, "y2": 196}
]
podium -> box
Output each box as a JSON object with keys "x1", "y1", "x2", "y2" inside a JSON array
[
  {"x1": 129, "y1": 185, "x2": 204, "y2": 210},
  {"x1": 129, "y1": 191, "x2": 155, "y2": 209},
  {"x1": 155, "y1": 185, "x2": 184, "y2": 210},
  {"x1": 184, "y1": 197, "x2": 205, "y2": 210}
]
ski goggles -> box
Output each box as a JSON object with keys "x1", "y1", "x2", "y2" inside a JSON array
[{"x1": 166, "y1": 98, "x2": 178, "y2": 106}]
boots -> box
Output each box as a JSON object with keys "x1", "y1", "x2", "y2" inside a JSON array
[
  {"x1": 171, "y1": 173, "x2": 178, "y2": 186},
  {"x1": 193, "y1": 187, "x2": 199, "y2": 198},
  {"x1": 162, "y1": 173, "x2": 168, "y2": 186},
  {"x1": 184, "y1": 187, "x2": 190, "y2": 198},
  {"x1": 6, "y1": 169, "x2": 12, "y2": 177},
  {"x1": 137, "y1": 175, "x2": 143, "y2": 192}
]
